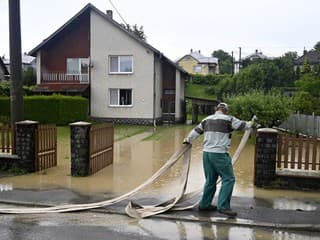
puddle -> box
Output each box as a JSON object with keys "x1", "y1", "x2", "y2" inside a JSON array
[
  {"x1": 0, "y1": 125, "x2": 319, "y2": 209},
  {"x1": 2, "y1": 212, "x2": 319, "y2": 240},
  {"x1": 0, "y1": 183, "x2": 13, "y2": 192}
]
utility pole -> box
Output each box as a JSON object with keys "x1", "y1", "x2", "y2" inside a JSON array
[
  {"x1": 9, "y1": 0, "x2": 24, "y2": 125},
  {"x1": 231, "y1": 51, "x2": 234, "y2": 75},
  {"x1": 238, "y1": 46, "x2": 242, "y2": 70}
]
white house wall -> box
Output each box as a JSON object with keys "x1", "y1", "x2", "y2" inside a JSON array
[
  {"x1": 154, "y1": 57, "x2": 162, "y2": 119},
  {"x1": 36, "y1": 51, "x2": 41, "y2": 85},
  {"x1": 90, "y1": 11, "x2": 154, "y2": 120}
]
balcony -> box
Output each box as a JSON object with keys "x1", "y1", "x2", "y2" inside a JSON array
[{"x1": 42, "y1": 72, "x2": 89, "y2": 84}]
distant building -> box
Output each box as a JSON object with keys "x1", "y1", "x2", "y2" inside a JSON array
[
  {"x1": 176, "y1": 50, "x2": 219, "y2": 75},
  {"x1": 3, "y1": 53, "x2": 36, "y2": 74},
  {"x1": 244, "y1": 49, "x2": 269, "y2": 61},
  {"x1": 233, "y1": 49, "x2": 271, "y2": 74},
  {"x1": 0, "y1": 57, "x2": 9, "y2": 80},
  {"x1": 294, "y1": 49, "x2": 319, "y2": 71}
]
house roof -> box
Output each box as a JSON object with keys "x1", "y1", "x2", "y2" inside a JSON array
[
  {"x1": 0, "y1": 58, "x2": 9, "y2": 75},
  {"x1": 294, "y1": 50, "x2": 319, "y2": 65},
  {"x1": 2, "y1": 54, "x2": 35, "y2": 65},
  {"x1": 29, "y1": 3, "x2": 187, "y2": 75},
  {"x1": 244, "y1": 50, "x2": 269, "y2": 60},
  {"x1": 177, "y1": 51, "x2": 218, "y2": 64}
]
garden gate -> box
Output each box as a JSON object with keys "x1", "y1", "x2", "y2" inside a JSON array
[
  {"x1": 35, "y1": 124, "x2": 57, "y2": 171},
  {"x1": 0, "y1": 125, "x2": 14, "y2": 154}
]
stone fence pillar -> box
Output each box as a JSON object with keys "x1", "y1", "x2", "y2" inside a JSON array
[
  {"x1": 254, "y1": 128, "x2": 278, "y2": 187},
  {"x1": 70, "y1": 121, "x2": 91, "y2": 176},
  {"x1": 15, "y1": 120, "x2": 39, "y2": 172}
]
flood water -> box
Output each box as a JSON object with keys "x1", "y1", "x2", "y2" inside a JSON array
[{"x1": 1, "y1": 125, "x2": 319, "y2": 207}]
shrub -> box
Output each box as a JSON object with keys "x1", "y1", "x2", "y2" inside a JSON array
[
  {"x1": 191, "y1": 74, "x2": 229, "y2": 85},
  {"x1": 226, "y1": 90, "x2": 292, "y2": 127},
  {"x1": 0, "y1": 95, "x2": 88, "y2": 125},
  {"x1": 0, "y1": 80, "x2": 35, "y2": 96}
]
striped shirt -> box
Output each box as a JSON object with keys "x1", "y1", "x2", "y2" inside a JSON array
[{"x1": 185, "y1": 111, "x2": 251, "y2": 153}]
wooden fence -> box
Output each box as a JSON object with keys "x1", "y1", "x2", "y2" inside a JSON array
[
  {"x1": 277, "y1": 133, "x2": 320, "y2": 171},
  {"x1": 0, "y1": 125, "x2": 14, "y2": 154},
  {"x1": 35, "y1": 125, "x2": 57, "y2": 171},
  {"x1": 89, "y1": 123, "x2": 114, "y2": 175}
]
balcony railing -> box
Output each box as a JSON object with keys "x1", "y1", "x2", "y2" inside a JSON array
[{"x1": 42, "y1": 72, "x2": 89, "y2": 84}]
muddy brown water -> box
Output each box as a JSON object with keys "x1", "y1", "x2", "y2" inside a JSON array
[{"x1": 0, "y1": 125, "x2": 319, "y2": 209}]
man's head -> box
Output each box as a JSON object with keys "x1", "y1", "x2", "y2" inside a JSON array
[{"x1": 216, "y1": 102, "x2": 229, "y2": 114}]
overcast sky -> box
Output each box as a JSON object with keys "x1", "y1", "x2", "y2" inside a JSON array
[{"x1": 0, "y1": 0, "x2": 319, "y2": 61}]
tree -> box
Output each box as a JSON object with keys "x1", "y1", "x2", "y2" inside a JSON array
[
  {"x1": 275, "y1": 52, "x2": 298, "y2": 86},
  {"x1": 23, "y1": 67, "x2": 36, "y2": 86},
  {"x1": 121, "y1": 23, "x2": 146, "y2": 41},
  {"x1": 226, "y1": 90, "x2": 292, "y2": 127},
  {"x1": 314, "y1": 41, "x2": 320, "y2": 52},
  {"x1": 212, "y1": 50, "x2": 233, "y2": 74},
  {"x1": 295, "y1": 74, "x2": 320, "y2": 97},
  {"x1": 301, "y1": 59, "x2": 312, "y2": 74}
]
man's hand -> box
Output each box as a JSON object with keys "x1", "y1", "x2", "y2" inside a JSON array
[
  {"x1": 250, "y1": 115, "x2": 260, "y2": 128},
  {"x1": 182, "y1": 138, "x2": 190, "y2": 144}
]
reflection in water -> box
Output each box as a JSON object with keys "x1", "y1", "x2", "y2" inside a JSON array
[
  {"x1": 133, "y1": 219, "x2": 320, "y2": 240},
  {"x1": 273, "y1": 198, "x2": 317, "y2": 211},
  {"x1": 2, "y1": 211, "x2": 319, "y2": 240},
  {"x1": 0, "y1": 125, "x2": 319, "y2": 207},
  {"x1": 0, "y1": 183, "x2": 12, "y2": 191}
]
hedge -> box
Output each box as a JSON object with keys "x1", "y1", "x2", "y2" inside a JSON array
[{"x1": 0, "y1": 95, "x2": 88, "y2": 125}]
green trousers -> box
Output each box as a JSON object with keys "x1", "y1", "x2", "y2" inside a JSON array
[{"x1": 199, "y1": 152, "x2": 235, "y2": 210}]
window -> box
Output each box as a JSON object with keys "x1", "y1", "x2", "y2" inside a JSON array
[
  {"x1": 193, "y1": 65, "x2": 202, "y2": 73},
  {"x1": 67, "y1": 58, "x2": 89, "y2": 74},
  {"x1": 109, "y1": 89, "x2": 132, "y2": 106},
  {"x1": 109, "y1": 55, "x2": 133, "y2": 73},
  {"x1": 66, "y1": 58, "x2": 89, "y2": 83}
]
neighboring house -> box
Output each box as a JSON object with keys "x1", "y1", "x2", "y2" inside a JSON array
[
  {"x1": 3, "y1": 53, "x2": 36, "y2": 74},
  {"x1": 176, "y1": 50, "x2": 219, "y2": 75},
  {"x1": 244, "y1": 49, "x2": 269, "y2": 61},
  {"x1": 29, "y1": 3, "x2": 188, "y2": 125},
  {"x1": 0, "y1": 57, "x2": 9, "y2": 80},
  {"x1": 294, "y1": 49, "x2": 319, "y2": 71},
  {"x1": 234, "y1": 49, "x2": 270, "y2": 74}
]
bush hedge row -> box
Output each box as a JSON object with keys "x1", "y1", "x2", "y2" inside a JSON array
[
  {"x1": 191, "y1": 74, "x2": 228, "y2": 85},
  {"x1": 0, "y1": 95, "x2": 88, "y2": 125}
]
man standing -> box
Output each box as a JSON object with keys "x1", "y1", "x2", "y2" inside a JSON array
[{"x1": 183, "y1": 102, "x2": 253, "y2": 217}]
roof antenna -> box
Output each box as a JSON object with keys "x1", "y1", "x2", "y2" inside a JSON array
[{"x1": 108, "y1": 0, "x2": 128, "y2": 25}]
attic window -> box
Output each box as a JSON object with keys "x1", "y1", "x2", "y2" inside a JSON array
[{"x1": 109, "y1": 55, "x2": 133, "y2": 74}]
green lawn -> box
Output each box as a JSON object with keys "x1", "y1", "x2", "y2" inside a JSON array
[{"x1": 185, "y1": 83, "x2": 216, "y2": 100}]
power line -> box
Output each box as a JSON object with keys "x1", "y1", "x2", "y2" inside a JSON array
[{"x1": 108, "y1": 0, "x2": 128, "y2": 25}]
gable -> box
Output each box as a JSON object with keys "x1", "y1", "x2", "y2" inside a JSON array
[{"x1": 178, "y1": 55, "x2": 199, "y2": 65}]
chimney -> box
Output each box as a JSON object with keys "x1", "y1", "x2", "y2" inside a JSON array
[
  {"x1": 106, "y1": 10, "x2": 113, "y2": 19},
  {"x1": 303, "y1": 47, "x2": 307, "y2": 55}
]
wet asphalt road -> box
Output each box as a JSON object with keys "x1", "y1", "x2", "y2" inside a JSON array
[{"x1": 0, "y1": 210, "x2": 320, "y2": 240}]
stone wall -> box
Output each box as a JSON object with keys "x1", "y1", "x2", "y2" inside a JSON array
[
  {"x1": 70, "y1": 122, "x2": 91, "y2": 176},
  {"x1": 254, "y1": 128, "x2": 277, "y2": 187}
]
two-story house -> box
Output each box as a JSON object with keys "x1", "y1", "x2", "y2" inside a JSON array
[
  {"x1": 176, "y1": 50, "x2": 219, "y2": 75},
  {"x1": 29, "y1": 3, "x2": 188, "y2": 125}
]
